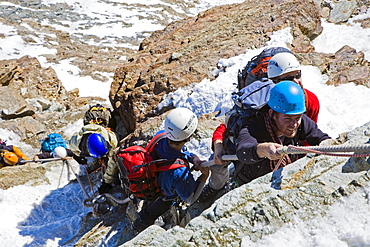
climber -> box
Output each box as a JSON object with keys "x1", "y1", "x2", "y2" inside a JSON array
[
  {"x1": 198, "y1": 51, "x2": 321, "y2": 202},
  {"x1": 234, "y1": 81, "x2": 330, "y2": 185},
  {"x1": 68, "y1": 123, "x2": 118, "y2": 174},
  {"x1": 131, "y1": 107, "x2": 209, "y2": 232},
  {"x1": 0, "y1": 141, "x2": 30, "y2": 168}
]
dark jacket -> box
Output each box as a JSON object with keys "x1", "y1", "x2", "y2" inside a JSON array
[{"x1": 235, "y1": 114, "x2": 330, "y2": 185}]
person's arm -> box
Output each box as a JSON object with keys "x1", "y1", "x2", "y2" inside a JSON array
[
  {"x1": 170, "y1": 158, "x2": 210, "y2": 204},
  {"x1": 256, "y1": 143, "x2": 284, "y2": 161},
  {"x1": 236, "y1": 126, "x2": 264, "y2": 164},
  {"x1": 304, "y1": 89, "x2": 320, "y2": 123},
  {"x1": 191, "y1": 156, "x2": 209, "y2": 183},
  {"x1": 184, "y1": 164, "x2": 209, "y2": 204},
  {"x1": 33, "y1": 152, "x2": 52, "y2": 161},
  {"x1": 99, "y1": 147, "x2": 120, "y2": 194},
  {"x1": 66, "y1": 149, "x2": 86, "y2": 164},
  {"x1": 212, "y1": 123, "x2": 227, "y2": 149},
  {"x1": 212, "y1": 124, "x2": 228, "y2": 165},
  {"x1": 237, "y1": 126, "x2": 284, "y2": 162},
  {"x1": 213, "y1": 140, "x2": 226, "y2": 165},
  {"x1": 102, "y1": 149, "x2": 119, "y2": 184}
]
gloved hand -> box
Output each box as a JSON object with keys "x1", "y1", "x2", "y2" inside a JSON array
[{"x1": 98, "y1": 181, "x2": 112, "y2": 194}]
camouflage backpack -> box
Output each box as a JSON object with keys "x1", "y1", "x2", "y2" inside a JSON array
[{"x1": 83, "y1": 104, "x2": 111, "y2": 127}]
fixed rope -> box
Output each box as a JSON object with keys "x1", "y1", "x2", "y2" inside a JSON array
[
  {"x1": 201, "y1": 144, "x2": 370, "y2": 167},
  {"x1": 277, "y1": 144, "x2": 370, "y2": 157},
  {"x1": 65, "y1": 160, "x2": 91, "y2": 199},
  {"x1": 83, "y1": 164, "x2": 97, "y2": 198}
]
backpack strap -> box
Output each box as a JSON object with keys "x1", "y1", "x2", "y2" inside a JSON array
[
  {"x1": 156, "y1": 158, "x2": 188, "y2": 172},
  {"x1": 132, "y1": 158, "x2": 167, "y2": 171},
  {"x1": 145, "y1": 131, "x2": 167, "y2": 153}
]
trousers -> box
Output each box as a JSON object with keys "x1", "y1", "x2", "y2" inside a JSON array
[
  {"x1": 208, "y1": 163, "x2": 230, "y2": 190},
  {"x1": 132, "y1": 197, "x2": 172, "y2": 232}
]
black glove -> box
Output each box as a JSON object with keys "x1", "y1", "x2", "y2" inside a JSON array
[{"x1": 98, "y1": 181, "x2": 112, "y2": 194}]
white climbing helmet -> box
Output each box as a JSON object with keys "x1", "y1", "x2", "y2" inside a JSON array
[
  {"x1": 164, "y1": 107, "x2": 198, "y2": 141},
  {"x1": 53, "y1": 146, "x2": 67, "y2": 158},
  {"x1": 267, "y1": 52, "x2": 301, "y2": 79}
]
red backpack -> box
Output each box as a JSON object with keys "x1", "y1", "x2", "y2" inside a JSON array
[
  {"x1": 117, "y1": 132, "x2": 187, "y2": 200},
  {"x1": 237, "y1": 47, "x2": 293, "y2": 90}
]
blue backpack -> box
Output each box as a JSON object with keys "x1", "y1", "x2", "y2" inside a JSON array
[
  {"x1": 225, "y1": 79, "x2": 275, "y2": 151},
  {"x1": 41, "y1": 133, "x2": 67, "y2": 153}
]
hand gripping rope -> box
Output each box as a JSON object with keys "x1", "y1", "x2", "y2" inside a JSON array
[
  {"x1": 201, "y1": 143, "x2": 370, "y2": 167},
  {"x1": 276, "y1": 144, "x2": 370, "y2": 157}
]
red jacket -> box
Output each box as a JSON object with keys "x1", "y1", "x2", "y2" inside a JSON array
[{"x1": 212, "y1": 88, "x2": 320, "y2": 144}]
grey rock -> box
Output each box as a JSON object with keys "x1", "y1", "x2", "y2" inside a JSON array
[
  {"x1": 0, "y1": 87, "x2": 35, "y2": 119},
  {"x1": 328, "y1": 0, "x2": 357, "y2": 23},
  {"x1": 26, "y1": 98, "x2": 52, "y2": 112}
]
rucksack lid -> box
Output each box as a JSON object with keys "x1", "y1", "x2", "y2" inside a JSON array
[{"x1": 233, "y1": 79, "x2": 274, "y2": 110}]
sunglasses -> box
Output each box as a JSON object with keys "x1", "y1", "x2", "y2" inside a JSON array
[{"x1": 274, "y1": 71, "x2": 302, "y2": 82}]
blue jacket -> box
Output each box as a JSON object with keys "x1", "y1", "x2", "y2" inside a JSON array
[{"x1": 151, "y1": 137, "x2": 200, "y2": 201}]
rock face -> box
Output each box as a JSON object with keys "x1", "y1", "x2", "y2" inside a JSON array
[
  {"x1": 109, "y1": 0, "x2": 323, "y2": 135},
  {"x1": 109, "y1": 0, "x2": 370, "y2": 139},
  {"x1": 298, "y1": 45, "x2": 370, "y2": 87},
  {"x1": 0, "y1": 56, "x2": 106, "y2": 147},
  {"x1": 0, "y1": 162, "x2": 50, "y2": 190},
  {"x1": 1, "y1": 0, "x2": 370, "y2": 147}
]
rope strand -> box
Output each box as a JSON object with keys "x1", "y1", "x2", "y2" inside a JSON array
[{"x1": 286, "y1": 145, "x2": 370, "y2": 157}]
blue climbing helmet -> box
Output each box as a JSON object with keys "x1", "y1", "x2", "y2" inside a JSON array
[
  {"x1": 87, "y1": 133, "x2": 110, "y2": 158},
  {"x1": 268, "y1": 80, "x2": 306, "y2": 115}
]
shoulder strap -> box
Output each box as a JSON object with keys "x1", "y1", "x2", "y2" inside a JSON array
[
  {"x1": 156, "y1": 158, "x2": 188, "y2": 172},
  {"x1": 145, "y1": 131, "x2": 167, "y2": 153}
]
